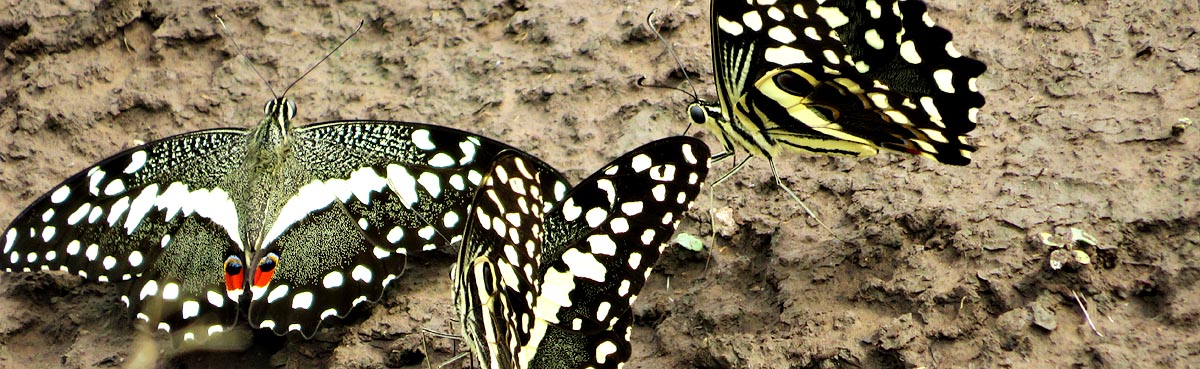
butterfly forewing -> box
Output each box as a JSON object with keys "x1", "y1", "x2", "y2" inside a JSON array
[
  {"x1": 294, "y1": 121, "x2": 509, "y2": 256},
  {"x1": 537, "y1": 139, "x2": 711, "y2": 334},
  {"x1": 454, "y1": 137, "x2": 711, "y2": 369},
  {"x1": 704, "y1": 0, "x2": 985, "y2": 164},
  {"x1": 456, "y1": 152, "x2": 561, "y2": 369}
]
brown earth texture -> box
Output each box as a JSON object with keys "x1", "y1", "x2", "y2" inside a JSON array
[{"x1": 1, "y1": 0, "x2": 1199, "y2": 368}]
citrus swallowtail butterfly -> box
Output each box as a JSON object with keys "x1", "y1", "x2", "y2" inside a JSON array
[
  {"x1": 688, "y1": 0, "x2": 986, "y2": 167},
  {"x1": 0, "y1": 97, "x2": 555, "y2": 343},
  {"x1": 451, "y1": 137, "x2": 710, "y2": 368}
]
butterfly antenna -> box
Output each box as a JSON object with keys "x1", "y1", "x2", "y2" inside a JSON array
[
  {"x1": 645, "y1": 10, "x2": 701, "y2": 100},
  {"x1": 216, "y1": 15, "x2": 279, "y2": 99},
  {"x1": 281, "y1": 19, "x2": 365, "y2": 97},
  {"x1": 636, "y1": 76, "x2": 695, "y2": 99}
]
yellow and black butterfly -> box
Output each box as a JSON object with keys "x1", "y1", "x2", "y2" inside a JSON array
[{"x1": 685, "y1": 0, "x2": 986, "y2": 202}]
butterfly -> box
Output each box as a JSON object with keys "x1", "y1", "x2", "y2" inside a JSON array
[
  {"x1": 0, "y1": 95, "x2": 561, "y2": 344},
  {"x1": 451, "y1": 137, "x2": 710, "y2": 368},
  {"x1": 684, "y1": 0, "x2": 986, "y2": 202}
]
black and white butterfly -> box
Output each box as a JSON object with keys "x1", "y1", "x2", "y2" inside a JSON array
[
  {"x1": 451, "y1": 137, "x2": 710, "y2": 369},
  {"x1": 686, "y1": 0, "x2": 986, "y2": 181},
  {"x1": 0, "y1": 95, "x2": 562, "y2": 343}
]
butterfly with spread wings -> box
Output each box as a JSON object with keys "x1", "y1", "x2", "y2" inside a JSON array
[{"x1": 0, "y1": 94, "x2": 563, "y2": 344}]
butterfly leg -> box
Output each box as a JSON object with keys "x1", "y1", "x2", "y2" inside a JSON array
[
  {"x1": 766, "y1": 158, "x2": 842, "y2": 241},
  {"x1": 700, "y1": 155, "x2": 753, "y2": 272}
]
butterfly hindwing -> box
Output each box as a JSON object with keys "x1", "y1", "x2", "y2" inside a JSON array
[{"x1": 454, "y1": 137, "x2": 711, "y2": 369}]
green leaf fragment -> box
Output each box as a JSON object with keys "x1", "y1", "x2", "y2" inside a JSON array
[{"x1": 673, "y1": 233, "x2": 705, "y2": 252}]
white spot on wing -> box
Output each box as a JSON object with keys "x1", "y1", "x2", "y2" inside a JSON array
[
  {"x1": 323, "y1": 271, "x2": 344, "y2": 288},
  {"x1": 182, "y1": 300, "x2": 200, "y2": 319},
  {"x1": 124, "y1": 151, "x2": 148, "y2": 174},
  {"x1": 418, "y1": 172, "x2": 442, "y2": 198},
  {"x1": 864, "y1": 29, "x2": 884, "y2": 49},
  {"x1": 50, "y1": 186, "x2": 71, "y2": 204},
  {"x1": 40, "y1": 226, "x2": 56, "y2": 242},
  {"x1": 124, "y1": 184, "x2": 160, "y2": 235},
  {"x1": 933, "y1": 69, "x2": 956, "y2": 93},
  {"x1": 352, "y1": 265, "x2": 373, "y2": 282},
  {"x1": 428, "y1": 153, "x2": 455, "y2": 168},
  {"x1": 596, "y1": 301, "x2": 612, "y2": 321},
  {"x1": 900, "y1": 40, "x2": 922, "y2": 64},
  {"x1": 107, "y1": 197, "x2": 130, "y2": 226},
  {"x1": 103, "y1": 179, "x2": 126, "y2": 196},
  {"x1": 562, "y1": 198, "x2": 582, "y2": 221},
  {"x1": 585, "y1": 208, "x2": 607, "y2": 228},
  {"x1": 741, "y1": 11, "x2": 763, "y2": 31},
  {"x1": 386, "y1": 164, "x2": 420, "y2": 208},
  {"x1": 267, "y1": 284, "x2": 290, "y2": 303},
  {"x1": 630, "y1": 154, "x2": 652, "y2": 172},
  {"x1": 162, "y1": 282, "x2": 180, "y2": 300},
  {"x1": 768, "y1": 26, "x2": 796, "y2": 43},
  {"x1": 651, "y1": 184, "x2": 666, "y2": 202},
  {"x1": 716, "y1": 16, "x2": 744, "y2": 36},
  {"x1": 412, "y1": 129, "x2": 435, "y2": 150},
  {"x1": 292, "y1": 291, "x2": 314, "y2": 309},
  {"x1": 85, "y1": 243, "x2": 99, "y2": 261},
  {"x1": 815, "y1": 6, "x2": 850, "y2": 28},
  {"x1": 596, "y1": 341, "x2": 619, "y2": 364},
  {"x1": 207, "y1": 291, "x2": 224, "y2": 307},
  {"x1": 561, "y1": 249, "x2": 606, "y2": 282},
  {"x1": 386, "y1": 227, "x2": 404, "y2": 243},
  {"x1": 66, "y1": 203, "x2": 90, "y2": 226},
  {"x1": 629, "y1": 252, "x2": 643, "y2": 269},
  {"x1": 127, "y1": 249, "x2": 143, "y2": 267},
  {"x1": 764, "y1": 46, "x2": 812, "y2": 65},
  {"x1": 588, "y1": 234, "x2": 617, "y2": 255}
]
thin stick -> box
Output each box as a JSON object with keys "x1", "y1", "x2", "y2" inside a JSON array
[{"x1": 1071, "y1": 290, "x2": 1104, "y2": 337}]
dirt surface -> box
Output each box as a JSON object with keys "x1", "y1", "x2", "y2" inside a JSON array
[{"x1": 1, "y1": 0, "x2": 1198, "y2": 368}]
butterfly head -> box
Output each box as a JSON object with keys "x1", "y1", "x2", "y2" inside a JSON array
[
  {"x1": 263, "y1": 98, "x2": 298, "y2": 128},
  {"x1": 686, "y1": 100, "x2": 723, "y2": 128}
]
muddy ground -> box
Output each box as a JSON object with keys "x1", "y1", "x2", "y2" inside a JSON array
[{"x1": 0, "y1": 0, "x2": 1198, "y2": 368}]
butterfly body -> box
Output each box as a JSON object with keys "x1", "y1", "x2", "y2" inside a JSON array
[
  {"x1": 2, "y1": 96, "x2": 549, "y2": 342},
  {"x1": 452, "y1": 137, "x2": 711, "y2": 369},
  {"x1": 691, "y1": 0, "x2": 986, "y2": 166}
]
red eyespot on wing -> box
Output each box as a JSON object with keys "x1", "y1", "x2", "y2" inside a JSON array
[
  {"x1": 252, "y1": 253, "x2": 280, "y2": 290},
  {"x1": 224, "y1": 255, "x2": 245, "y2": 297}
]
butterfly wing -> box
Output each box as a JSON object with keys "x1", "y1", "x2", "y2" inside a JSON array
[
  {"x1": 455, "y1": 151, "x2": 566, "y2": 369},
  {"x1": 708, "y1": 0, "x2": 985, "y2": 164},
  {"x1": 456, "y1": 137, "x2": 710, "y2": 369},
  {"x1": 1, "y1": 129, "x2": 249, "y2": 342},
  {"x1": 535, "y1": 137, "x2": 710, "y2": 334},
  {"x1": 527, "y1": 138, "x2": 711, "y2": 368}
]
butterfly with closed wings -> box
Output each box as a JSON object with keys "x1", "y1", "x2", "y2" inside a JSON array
[
  {"x1": 681, "y1": 0, "x2": 986, "y2": 218},
  {"x1": 1, "y1": 89, "x2": 562, "y2": 344},
  {"x1": 452, "y1": 137, "x2": 710, "y2": 369}
]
